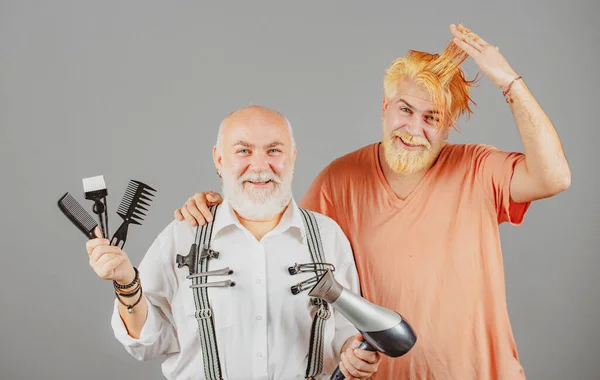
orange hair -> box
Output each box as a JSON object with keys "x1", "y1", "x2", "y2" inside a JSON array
[{"x1": 383, "y1": 41, "x2": 479, "y2": 130}]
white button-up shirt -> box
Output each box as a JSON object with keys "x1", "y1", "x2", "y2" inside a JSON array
[{"x1": 111, "y1": 198, "x2": 360, "y2": 380}]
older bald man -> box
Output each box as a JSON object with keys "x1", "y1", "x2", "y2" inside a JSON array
[{"x1": 85, "y1": 106, "x2": 381, "y2": 380}]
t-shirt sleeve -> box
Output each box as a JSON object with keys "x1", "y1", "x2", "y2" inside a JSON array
[
  {"x1": 299, "y1": 165, "x2": 337, "y2": 221},
  {"x1": 471, "y1": 144, "x2": 531, "y2": 225}
]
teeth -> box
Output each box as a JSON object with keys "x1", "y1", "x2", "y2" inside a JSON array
[{"x1": 400, "y1": 137, "x2": 417, "y2": 146}]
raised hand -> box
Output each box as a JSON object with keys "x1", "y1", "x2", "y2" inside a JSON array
[
  {"x1": 450, "y1": 24, "x2": 519, "y2": 90},
  {"x1": 86, "y1": 227, "x2": 135, "y2": 285}
]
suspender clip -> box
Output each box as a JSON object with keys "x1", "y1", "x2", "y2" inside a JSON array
[
  {"x1": 201, "y1": 245, "x2": 220, "y2": 260},
  {"x1": 176, "y1": 243, "x2": 198, "y2": 275}
]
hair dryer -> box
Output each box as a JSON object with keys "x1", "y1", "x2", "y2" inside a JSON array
[{"x1": 308, "y1": 269, "x2": 417, "y2": 380}]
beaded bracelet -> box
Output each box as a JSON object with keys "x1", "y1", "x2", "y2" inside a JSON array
[
  {"x1": 113, "y1": 267, "x2": 139, "y2": 290},
  {"x1": 117, "y1": 284, "x2": 141, "y2": 298}
]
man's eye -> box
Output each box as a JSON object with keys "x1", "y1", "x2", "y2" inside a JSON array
[
  {"x1": 269, "y1": 149, "x2": 280, "y2": 154},
  {"x1": 426, "y1": 115, "x2": 440, "y2": 122},
  {"x1": 238, "y1": 149, "x2": 249, "y2": 154},
  {"x1": 400, "y1": 107, "x2": 411, "y2": 113}
]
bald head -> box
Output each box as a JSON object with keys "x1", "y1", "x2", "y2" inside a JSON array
[{"x1": 216, "y1": 106, "x2": 295, "y2": 153}]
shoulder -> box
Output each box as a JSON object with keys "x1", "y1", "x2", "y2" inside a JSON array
[
  {"x1": 327, "y1": 142, "x2": 378, "y2": 171},
  {"x1": 158, "y1": 218, "x2": 195, "y2": 240},
  {"x1": 302, "y1": 208, "x2": 344, "y2": 232},
  {"x1": 442, "y1": 142, "x2": 497, "y2": 159},
  {"x1": 315, "y1": 142, "x2": 378, "y2": 183},
  {"x1": 438, "y1": 143, "x2": 503, "y2": 168},
  {"x1": 145, "y1": 219, "x2": 196, "y2": 258},
  {"x1": 299, "y1": 209, "x2": 353, "y2": 253},
  {"x1": 443, "y1": 142, "x2": 523, "y2": 165}
]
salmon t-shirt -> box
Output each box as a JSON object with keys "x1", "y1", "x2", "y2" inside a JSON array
[{"x1": 300, "y1": 142, "x2": 531, "y2": 380}]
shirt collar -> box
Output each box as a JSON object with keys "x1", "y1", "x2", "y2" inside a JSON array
[{"x1": 211, "y1": 198, "x2": 306, "y2": 243}]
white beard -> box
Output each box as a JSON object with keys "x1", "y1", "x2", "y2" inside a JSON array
[{"x1": 222, "y1": 170, "x2": 293, "y2": 220}]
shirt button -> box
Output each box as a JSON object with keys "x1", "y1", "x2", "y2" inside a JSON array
[
  {"x1": 256, "y1": 352, "x2": 263, "y2": 357},
  {"x1": 256, "y1": 316, "x2": 262, "y2": 320},
  {"x1": 255, "y1": 279, "x2": 261, "y2": 284}
]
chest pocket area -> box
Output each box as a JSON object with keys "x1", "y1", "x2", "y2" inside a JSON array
[{"x1": 182, "y1": 281, "x2": 235, "y2": 329}]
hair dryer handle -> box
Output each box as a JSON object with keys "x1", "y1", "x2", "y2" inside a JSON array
[{"x1": 331, "y1": 340, "x2": 374, "y2": 380}]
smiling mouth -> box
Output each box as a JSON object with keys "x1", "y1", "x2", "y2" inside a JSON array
[
  {"x1": 245, "y1": 180, "x2": 273, "y2": 185},
  {"x1": 396, "y1": 136, "x2": 423, "y2": 148}
]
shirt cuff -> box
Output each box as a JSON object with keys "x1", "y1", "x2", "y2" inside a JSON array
[{"x1": 111, "y1": 294, "x2": 163, "y2": 347}]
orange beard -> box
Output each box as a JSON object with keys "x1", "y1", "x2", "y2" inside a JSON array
[{"x1": 382, "y1": 132, "x2": 441, "y2": 174}]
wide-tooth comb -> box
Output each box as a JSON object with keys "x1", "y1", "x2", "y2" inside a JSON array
[
  {"x1": 57, "y1": 192, "x2": 99, "y2": 239},
  {"x1": 110, "y1": 180, "x2": 156, "y2": 248}
]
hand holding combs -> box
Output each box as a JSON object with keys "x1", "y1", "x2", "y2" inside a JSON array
[
  {"x1": 57, "y1": 178, "x2": 156, "y2": 248},
  {"x1": 110, "y1": 180, "x2": 157, "y2": 249}
]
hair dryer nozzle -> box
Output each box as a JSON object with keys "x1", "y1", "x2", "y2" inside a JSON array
[{"x1": 307, "y1": 268, "x2": 343, "y2": 303}]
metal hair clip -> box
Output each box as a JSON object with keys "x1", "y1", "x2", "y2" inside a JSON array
[
  {"x1": 288, "y1": 262, "x2": 336, "y2": 275},
  {"x1": 186, "y1": 267, "x2": 234, "y2": 279},
  {"x1": 176, "y1": 243, "x2": 220, "y2": 275},
  {"x1": 291, "y1": 276, "x2": 319, "y2": 295},
  {"x1": 190, "y1": 280, "x2": 236, "y2": 289}
]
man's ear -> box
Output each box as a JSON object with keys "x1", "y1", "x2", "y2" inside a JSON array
[
  {"x1": 213, "y1": 145, "x2": 223, "y2": 174},
  {"x1": 381, "y1": 94, "x2": 390, "y2": 118}
]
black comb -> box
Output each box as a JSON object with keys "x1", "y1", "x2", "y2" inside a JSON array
[
  {"x1": 110, "y1": 180, "x2": 156, "y2": 249},
  {"x1": 57, "y1": 192, "x2": 99, "y2": 239}
]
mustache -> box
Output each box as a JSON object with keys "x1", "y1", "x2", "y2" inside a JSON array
[
  {"x1": 237, "y1": 171, "x2": 283, "y2": 184},
  {"x1": 392, "y1": 132, "x2": 431, "y2": 149}
]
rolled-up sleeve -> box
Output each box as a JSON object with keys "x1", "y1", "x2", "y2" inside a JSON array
[
  {"x1": 111, "y1": 294, "x2": 179, "y2": 361},
  {"x1": 110, "y1": 221, "x2": 181, "y2": 361}
]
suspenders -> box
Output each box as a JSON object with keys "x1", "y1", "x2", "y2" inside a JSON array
[
  {"x1": 176, "y1": 205, "x2": 334, "y2": 380},
  {"x1": 297, "y1": 208, "x2": 332, "y2": 379},
  {"x1": 176, "y1": 205, "x2": 226, "y2": 380}
]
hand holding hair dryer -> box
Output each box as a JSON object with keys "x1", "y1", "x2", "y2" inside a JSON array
[{"x1": 308, "y1": 269, "x2": 417, "y2": 380}]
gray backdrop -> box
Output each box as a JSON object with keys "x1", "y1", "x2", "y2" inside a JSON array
[{"x1": 1, "y1": 1, "x2": 598, "y2": 379}]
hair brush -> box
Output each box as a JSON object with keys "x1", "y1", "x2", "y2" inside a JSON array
[
  {"x1": 57, "y1": 192, "x2": 99, "y2": 239},
  {"x1": 110, "y1": 180, "x2": 156, "y2": 249}
]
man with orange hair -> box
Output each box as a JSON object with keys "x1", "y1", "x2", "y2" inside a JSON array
[{"x1": 175, "y1": 24, "x2": 570, "y2": 379}]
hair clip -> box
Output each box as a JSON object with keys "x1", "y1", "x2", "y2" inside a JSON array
[
  {"x1": 176, "y1": 244, "x2": 220, "y2": 276},
  {"x1": 190, "y1": 280, "x2": 236, "y2": 289},
  {"x1": 186, "y1": 267, "x2": 233, "y2": 279},
  {"x1": 288, "y1": 262, "x2": 335, "y2": 275},
  {"x1": 291, "y1": 276, "x2": 319, "y2": 295}
]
